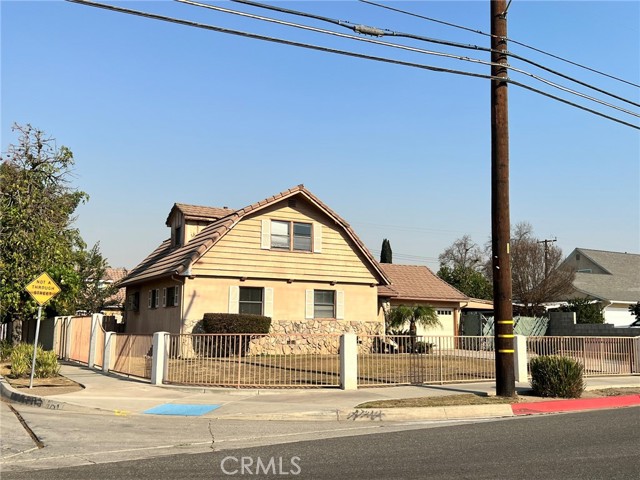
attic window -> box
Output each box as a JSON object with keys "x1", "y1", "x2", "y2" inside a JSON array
[
  {"x1": 271, "y1": 220, "x2": 312, "y2": 252},
  {"x1": 174, "y1": 226, "x2": 183, "y2": 247}
]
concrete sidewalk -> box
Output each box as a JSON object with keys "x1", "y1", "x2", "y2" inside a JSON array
[{"x1": 1, "y1": 362, "x2": 639, "y2": 422}]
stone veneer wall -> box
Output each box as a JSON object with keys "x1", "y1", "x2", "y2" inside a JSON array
[{"x1": 247, "y1": 320, "x2": 384, "y2": 355}]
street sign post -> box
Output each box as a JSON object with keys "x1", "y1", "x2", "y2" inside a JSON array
[{"x1": 25, "y1": 273, "x2": 61, "y2": 389}]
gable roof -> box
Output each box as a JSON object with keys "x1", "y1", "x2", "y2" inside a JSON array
[
  {"x1": 566, "y1": 248, "x2": 640, "y2": 302},
  {"x1": 120, "y1": 185, "x2": 390, "y2": 287},
  {"x1": 379, "y1": 264, "x2": 468, "y2": 303}
]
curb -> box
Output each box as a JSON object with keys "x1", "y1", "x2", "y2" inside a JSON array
[
  {"x1": 512, "y1": 394, "x2": 640, "y2": 416},
  {"x1": 0, "y1": 375, "x2": 116, "y2": 415}
]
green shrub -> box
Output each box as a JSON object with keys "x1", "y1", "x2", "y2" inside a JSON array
[
  {"x1": 0, "y1": 340, "x2": 13, "y2": 361},
  {"x1": 198, "y1": 314, "x2": 271, "y2": 357},
  {"x1": 9, "y1": 343, "x2": 60, "y2": 378},
  {"x1": 414, "y1": 341, "x2": 434, "y2": 354},
  {"x1": 201, "y1": 313, "x2": 271, "y2": 334},
  {"x1": 530, "y1": 355, "x2": 585, "y2": 398},
  {"x1": 35, "y1": 349, "x2": 60, "y2": 378}
]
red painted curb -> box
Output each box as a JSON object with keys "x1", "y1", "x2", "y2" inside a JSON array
[{"x1": 512, "y1": 394, "x2": 640, "y2": 415}]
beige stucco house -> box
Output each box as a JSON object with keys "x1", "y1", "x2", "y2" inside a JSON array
[
  {"x1": 119, "y1": 185, "x2": 391, "y2": 337},
  {"x1": 377, "y1": 264, "x2": 469, "y2": 336}
]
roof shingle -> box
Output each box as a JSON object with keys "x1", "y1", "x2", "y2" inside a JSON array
[{"x1": 379, "y1": 264, "x2": 468, "y2": 303}]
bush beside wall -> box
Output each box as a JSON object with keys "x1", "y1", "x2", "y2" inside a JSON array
[{"x1": 201, "y1": 313, "x2": 271, "y2": 334}]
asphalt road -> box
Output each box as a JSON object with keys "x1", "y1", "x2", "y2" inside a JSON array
[{"x1": 2, "y1": 407, "x2": 638, "y2": 480}]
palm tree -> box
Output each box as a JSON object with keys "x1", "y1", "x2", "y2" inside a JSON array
[{"x1": 386, "y1": 305, "x2": 441, "y2": 353}]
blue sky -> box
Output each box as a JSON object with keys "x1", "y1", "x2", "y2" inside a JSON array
[{"x1": 2, "y1": 1, "x2": 639, "y2": 271}]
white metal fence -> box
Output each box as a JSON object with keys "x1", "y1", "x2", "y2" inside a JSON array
[
  {"x1": 164, "y1": 333, "x2": 341, "y2": 388},
  {"x1": 527, "y1": 336, "x2": 640, "y2": 376},
  {"x1": 357, "y1": 335, "x2": 496, "y2": 386}
]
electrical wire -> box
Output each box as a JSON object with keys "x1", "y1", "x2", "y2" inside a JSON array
[
  {"x1": 177, "y1": 0, "x2": 638, "y2": 118},
  {"x1": 228, "y1": 0, "x2": 640, "y2": 108},
  {"x1": 359, "y1": 0, "x2": 640, "y2": 89},
  {"x1": 66, "y1": 0, "x2": 639, "y2": 130}
]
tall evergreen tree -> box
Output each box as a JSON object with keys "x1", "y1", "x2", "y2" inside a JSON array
[{"x1": 380, "y1": 238, "x2": 393, "y2": 264}]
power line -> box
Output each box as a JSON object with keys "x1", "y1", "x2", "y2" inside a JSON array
[
  {"x1": 66, "y1": 0, "x2": 639, "y2": 130},
  {"x1": 226, "y1": 0, "x2": 640, "y2": 109},
  {"x1": 359, "y1": 0, "x2": 640, "y2": 89},
  {"x1": 178, "y1": 0, "x2": 638, "y2": 119}
]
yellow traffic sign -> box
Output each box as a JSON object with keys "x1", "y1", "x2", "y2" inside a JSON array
[{"x1": 25, "y1": 273, "x2": 61, "y2": 306}]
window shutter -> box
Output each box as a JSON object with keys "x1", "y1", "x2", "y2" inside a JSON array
[
  {"x1": 148, "y1": 291, "x2": 152, "y2": 309},
  {"x1": 261, "y1": 219, "x2": 271, "y2": 249},
  {"x1": 305, "y1": 289, "x2": 314, "y2": 319},
  {"x1": 174, "y1": 286, "x2": 180, "y2": 306},
  {"x1": 313, "y1": 223, "x2": 322, "y2": 253},
  {"x1": 336, "y1": 290, "x2": 345, "y2": 320},
  {"x1": 264, "y1": 287, "x2": 274, "y2": 318},
  {"x1": 228, "y1": 286, "x2": 240, "y2": 314},
  {"x1": 162, "y1": 288, "x2": 167, "y2": 307}
]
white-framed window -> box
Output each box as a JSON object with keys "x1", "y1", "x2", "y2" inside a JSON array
[
  {"x1": 162, "y1": 286, "x2": 180, "y2": 307},
  {"x1": 305, "y1": 289, "x2": 344, "y2": 319},
  {"x1": 148, "y1": 289, "x2": 160, "y2": 309},
  {"x1": 270, "y1": 220, "x2": 312, "y2": 251},
  {"x1": 314, "y1": 290, "x2": 335, "y2": 318},
  {"x1": 228, "y1": 286, "x2": 274, "y2": 317},
  {"x1": 436, "y1": 309, "x2": 452, "y2": 316},
  {"x1": 239, "y1": 287, "x2": 263, "y2": 315},
  {"x1": 262, "y1": 219, "x2": 321, "y2": 252}
]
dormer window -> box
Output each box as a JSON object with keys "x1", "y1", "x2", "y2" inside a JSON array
[{"x1": 173, "y1": 225, "x2": 183, "y2": 247}]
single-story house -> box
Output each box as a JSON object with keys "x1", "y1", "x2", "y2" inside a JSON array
[
  {"x1": 558, "y1": 248, "x2": 639, "y2": 327},
  {"x1": 378, "y1": 264, "x2": 469, "y2": 336},
  {"x1": 119, "y1": 185, "x2": 392, "y2": 336}
]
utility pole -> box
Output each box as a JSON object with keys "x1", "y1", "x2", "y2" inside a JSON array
[
  {"x1": 491, "y1": 0, "x2": 515, "y2": 397},
  {"x1": 537, "y1": 237, "x2": 558, "y2": 278}
]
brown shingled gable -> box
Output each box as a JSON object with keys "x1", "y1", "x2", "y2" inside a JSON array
[
  {"x1": 379, "y1": 264, "x2": 468, "y2": 302},
  {"x1": 165, "y1": 203, "x2": 235, "y2": 226},
  {"x1": 120, "y1": 185, "x2": 390, "y2": 287}
]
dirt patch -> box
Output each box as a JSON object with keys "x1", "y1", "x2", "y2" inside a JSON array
[
  {"x1": 0, "y1": 362, "x2": 84, "y2": 396},
  {"x1": 355, "y1": 386, "x2": 640, "y2": 409}
]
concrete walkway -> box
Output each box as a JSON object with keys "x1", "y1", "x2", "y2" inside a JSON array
[{"x1": 1, "y1": 362, "x2": 639, "y2": 422}]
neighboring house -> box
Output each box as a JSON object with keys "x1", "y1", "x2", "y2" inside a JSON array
[
  {"x1": 119, "y1": 185, "x2": 391, "y2": 336},
  {"x1": 559, "y1": 248, "x2": 640, "y2": 327},
  {"x1": 377, "y1": 264, "x2": 469, "y2": 336},
  {"x1": 101, "y1": 267, "x2": 128, "y2": 321}
]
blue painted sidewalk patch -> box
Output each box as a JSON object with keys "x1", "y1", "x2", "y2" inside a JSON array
[{"x1": 143, "y1": 404, "x2": 221, "y2": 416}]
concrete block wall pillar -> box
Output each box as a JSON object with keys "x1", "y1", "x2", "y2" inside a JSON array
[
  {"x1": 513, "y1": 335, "x2": 528, "y2": 383},
  {"x1": 88, "y1": 313, "x2": 102, "y2": 369},
  {"x1": 340, "y1": 333, "x2": 358, "y2": 390},
  {"x1": 103, "y1": 332, "x2": 114, "y2": 373},
  {"x1": 151, "y1": 331, "x2": 169, "y2": 385},
  {"x1": 63, "y1": 316, "x2": 72, "y2": 361}
]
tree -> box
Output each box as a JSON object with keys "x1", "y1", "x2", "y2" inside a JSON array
[
  {"x1": 380, "y1": 238, "x2": 392, "y2": 264},
  {"x1": 629, "y1": 302, "x2": 640, "y2": 322},
  {"x1": 386, "y1": 305, "x2": 440, "y2": 352},
  {"x1": 437, "y1": 235, "x2": 492, "y2": 299},
  {"x1": 560, "y1": 298, "x2": 605, "y2": 324},
  {"x1": 74, "y1": 243, "x2": 119, "y2": 314},
  {"x1": 1, "y1": 124, "x2": 88, "y2": 341},
  {"x1": 438, "y1": 265, "x2": 493, "y2": 300},
  {"x1": 508, "y1": 222, "x2": 575, "y2": 316}
]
